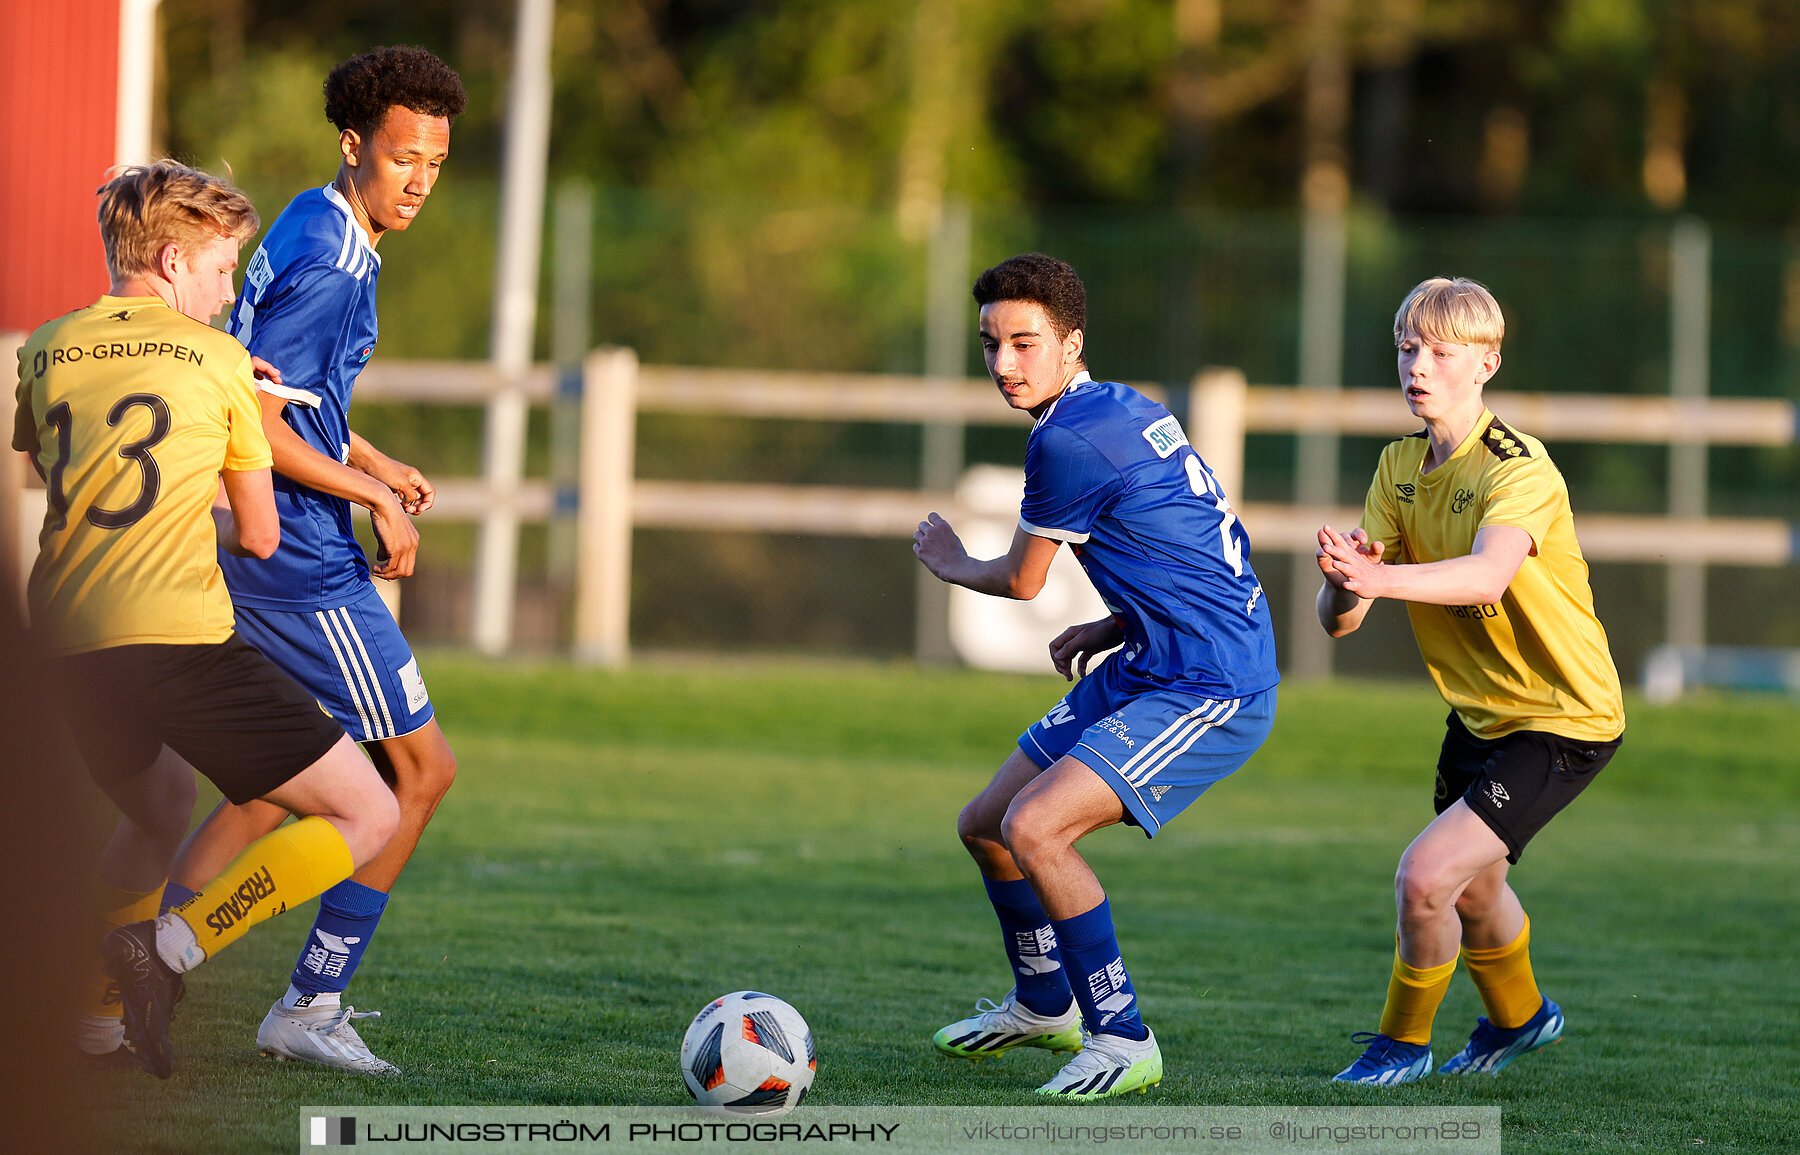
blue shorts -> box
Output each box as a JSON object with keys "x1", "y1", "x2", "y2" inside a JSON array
[
  {"x1": 1018, "y1": 658, "x2": 1276, "y2": 837},
  {"x1": 232, "y1": 585, "x2": 434, "y2": 743}
]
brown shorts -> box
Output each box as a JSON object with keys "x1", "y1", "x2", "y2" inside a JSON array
[
  {"x1": 1433, "y1": 712, "x2": 1620, "y2": 864},
  {"x1": 56, "y1": 635, "x2": 345, "y2": 804}
]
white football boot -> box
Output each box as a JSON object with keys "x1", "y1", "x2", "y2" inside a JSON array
[
  {"x1": 1035, "y1": 1028, "x2": 1163, "y2": 1099},
  {"x1": 257, "y1": 1001, "x2": 400, "y2": 1075},
  {"x1": 933, "y1": 989, "x2": 1084, "y2": 1059}
]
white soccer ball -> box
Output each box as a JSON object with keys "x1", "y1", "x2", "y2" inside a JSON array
[{"x1": 679, "y1": 991, "x2": 816, "y2": 1116}]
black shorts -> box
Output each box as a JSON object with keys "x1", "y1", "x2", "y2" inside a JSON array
[
  {"x1": 55, "y1": 635, "x2": 346, "y2": 804},
  {"x1": 1433, "y1": 712, "x2": 1620, "y2": 864}
]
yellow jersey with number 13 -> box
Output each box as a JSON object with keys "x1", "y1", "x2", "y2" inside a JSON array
[
  {"x1": 1359, "y1": 409, "x2": 1624, "y2": 743},
  {"x1": 12, "y1": 296, "x2": 272, "y2": 654}
]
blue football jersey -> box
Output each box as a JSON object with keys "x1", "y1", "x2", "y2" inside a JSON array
[
  {"x1": 219, "y1": 186, "x2": 381, "y2": 610},
  {"x1": 1020, "y1": 374, "x2": 1278, "y2": 698}
]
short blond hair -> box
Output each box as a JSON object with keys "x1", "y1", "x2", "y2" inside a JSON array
[
  {"x1": 96, "y1": 160, "x2": 259, "y2": 281},
  {"x1": 1393, "y1": 276, "x2": 1505, "y2": 351}
]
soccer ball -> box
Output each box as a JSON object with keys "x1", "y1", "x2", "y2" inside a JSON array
[{"x1": 679, "y1": 991, "x2": 816, "y2": 1116}]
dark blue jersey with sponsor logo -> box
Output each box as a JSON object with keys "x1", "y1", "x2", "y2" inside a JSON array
[
  {"x1": 1020, "y1": 374, "x2": 1278, "y2": 698},
  {"x1": 220, "y1": 186, "x2": 380, "y2": 610}
]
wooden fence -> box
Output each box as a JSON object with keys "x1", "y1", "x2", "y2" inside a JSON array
[
  {"x1": 8, "y1": 344, "x2": 1797, "y2": 663},
  {"x1": 363, "y1": 355, "x2": 1799, "y2": 665}
]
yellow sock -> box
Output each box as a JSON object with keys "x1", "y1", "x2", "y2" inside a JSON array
[
  {"x1": 166, "y1": 816, "x2": 353, "y2": 968},
  {"x1": 1377, "y1": 948, "x2": 1458, "y2": 1044},
  {"x1": 1461, "y1": 914, "x2": 1541, "y2": 1030},
  {"x1": 80, "y1": 882, "x2": 162, "y2": 1018}
]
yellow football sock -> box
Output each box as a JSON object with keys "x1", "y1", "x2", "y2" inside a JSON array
[
  {"x1": 80, "y1": 881, "x2": 162, "y2": 1018},
  {"x1": 167, "y1": 816, "x2": 354, "y2": 966},
  {"x1": 1461, "y1": 914, "x2": 1541, "y2": 1030},
  {"x1": 1377, "y1": 948, "x2": 1458, "y2": 1045}
]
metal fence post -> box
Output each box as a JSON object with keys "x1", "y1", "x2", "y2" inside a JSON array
[
  {"x1": 1667, "y1": 217, "x2": 1710, "y2": 650},
  {"x1": 1288, "y1": 206, "x2": 1346, "y2": 680},
  {"x1": 550, "y1": 181, "x2": 594, "y2": 598},
  {"x1": 471, "y1": 0, "x2": 554, "y2": 655},
  {"x1": 575, "y1": 347, "x2": 638, "y2": 667},
  {"x1": 915, "y1": 198, "x2": 971, "y2": 666}
]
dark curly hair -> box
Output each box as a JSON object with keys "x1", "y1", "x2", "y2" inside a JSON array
[
  {"x1": 324, "y1": 46, "x2": 467, "y2": 140},
  {"x1": 971, "y1": 253, "x2": 1087, "y2": 342}
]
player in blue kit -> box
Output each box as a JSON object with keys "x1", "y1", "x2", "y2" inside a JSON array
[
  {"x1": 160, "y1": 46, "x2": 467, "y2": 1075},
  {"x1": 913, "y1": 254, "x2": 1279, "y2": 1099}
]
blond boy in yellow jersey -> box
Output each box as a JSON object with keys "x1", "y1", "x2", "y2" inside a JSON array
[
  {"x1": 13, "y1": 161, "x2": 400, "y2": 1079},
  {"x1": 18, "y1": 278, "x2": 268, "y2": 653},
  {"x1": 1314, "y1": 276, "x2": 1624, "y2": 1085}
]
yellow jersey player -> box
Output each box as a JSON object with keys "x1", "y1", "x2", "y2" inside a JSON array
[
  {"x1": 13, "y1": 160, "x2": 400, "y2": 1079},
  {"x1": 1315, "y1": 276, "x2": 1624, "y2": 1085}
]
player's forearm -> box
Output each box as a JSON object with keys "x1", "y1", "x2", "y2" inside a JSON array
[
  {"x1": 213, "y1": 507, "x2": 256, "y2": 557},
  {"x1": 344, "y1": 429, "x2": 389, "y2": 476},
  {"x1": 13, "y1": 405, "x2": 43, "y2": 471},
  {"x1": 218, "y1": 468, "x2": 280, "y2": 558},
  {"x1": 917, "y1": 522, "x2": 1054, "y2": 598},
  {"x1": 1317, "y1": 581, "x2": 1370, "y2": 637},
  {"x1": 266, "y1": 421, "x2": 396, "y2": 512},
  {"x1": 938, "y1": 554, "x2": 1040, "y2": 599},
  {"x1": 1360, "y1": 554, "x2": 1514, "y2": 607}
]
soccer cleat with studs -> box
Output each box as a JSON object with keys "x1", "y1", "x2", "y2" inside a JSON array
[
  {"x1": 1439, "y1": 997, "x2": 1563, "y2": 1075},
  {"x1": 932, "y1": 990, "x2": 1084, "y2": 1060},
  {"x1": 101, "y1": 921, "x2": 185, "y2": 1079},
  {"x1": 1034, "y1": 1028, "x2": 1162, "y2": 1100},
  {"x1": 257, "y1": 1001, "x2": 401, "y2": 1075},
  {"x1": 1332, "y1": 1032, "x2": 1433, "y2": 1085}
]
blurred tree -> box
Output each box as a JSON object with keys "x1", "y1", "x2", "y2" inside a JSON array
[
  {"x1": 159, "y1": 1, "x2": 1800, "y2": 223},
  {"x1": 144, "y1": 1, "x2": 1800, "y2": 661},
  {"x1": 150, "y1": 0, "x2": 1800, "y2": 386}
]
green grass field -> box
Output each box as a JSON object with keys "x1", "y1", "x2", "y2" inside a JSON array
[{"x1": 88, "y1": 657, "x2": 1799, "y2": 1153}]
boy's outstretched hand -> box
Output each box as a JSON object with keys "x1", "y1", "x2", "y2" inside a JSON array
[{"x1": 1317, "y1": 524, "x2": 1386, "y2": 597}]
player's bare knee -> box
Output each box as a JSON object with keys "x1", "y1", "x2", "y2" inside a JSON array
[
  {"x1": 963, "y1": 839, "x2": 1015, "y2": 878},
  {"x1": 144, "y1": 773, "x2": 200, "y2": 847},
  {"x1": 413, "y1": 747, "x2": 456, "y2": 802},
  {"x1": 370, "y1": 789, "x2": 401, "y2": 846},
  {"x1": 958, "y1": 830, "x2": 1014, "y2": 879},
  {"x1": 378, "y1": 734, "x2": 457, "y2": 813},
  {"x1": 957, "y1": 798, "x2": 1003, "y2": 847},
  {"x1": 351, "y1": 771, "x2": 402, "y2": 835},
  {"x1": 340, "y1": 791, "x2": 400, "y2": 867},
  {"x1": 109, "y1": 767, "x2": 198, "y2": 856},
  {"x1": 998, "y1": 805, "x2": 1065, "y2": 876},
  {"x1": 151, "y1": 784, "x2": 202, "y2": 845},
  {"x1": 1395, "y1": 862, "x2": 1455, "y2": 919}
]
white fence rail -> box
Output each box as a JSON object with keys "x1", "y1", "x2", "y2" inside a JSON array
[
  {"x1": 401, "y1": 356, "x2": 1798, "y2": 664},
  {"x1": 8, "y1": 346, "x2": 1796, "y2": 662}
]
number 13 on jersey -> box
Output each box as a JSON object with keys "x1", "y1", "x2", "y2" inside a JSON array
[{"x1": 42, "y1": 393, "x2": 172, "y2": 533}]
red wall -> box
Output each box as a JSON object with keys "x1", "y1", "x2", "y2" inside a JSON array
[{"x1": 0, "y1": 0, "x2": 121, "y2": 333}]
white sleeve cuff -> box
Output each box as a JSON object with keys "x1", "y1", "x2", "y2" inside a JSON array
[
  {"x1": 257, "y1": 380, "x2": 323, "y2": 408},
  {"x1": 1019, "y1": 515, "x2": 1089, "y2": 544}
]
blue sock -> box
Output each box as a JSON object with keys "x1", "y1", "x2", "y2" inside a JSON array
[
  {"x1": 286, "y1": 880, "x2": 389, "y2": 1007},
  {"x1": 983, "y1": 876, "x2": 1073, "y2": 1017},
  {"x1": 1051, "y1": 898, "x2": 1148, "y2": 1040},
  {"x1": 159, "y1": 882, "x2": 197, "y2": 915}
]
